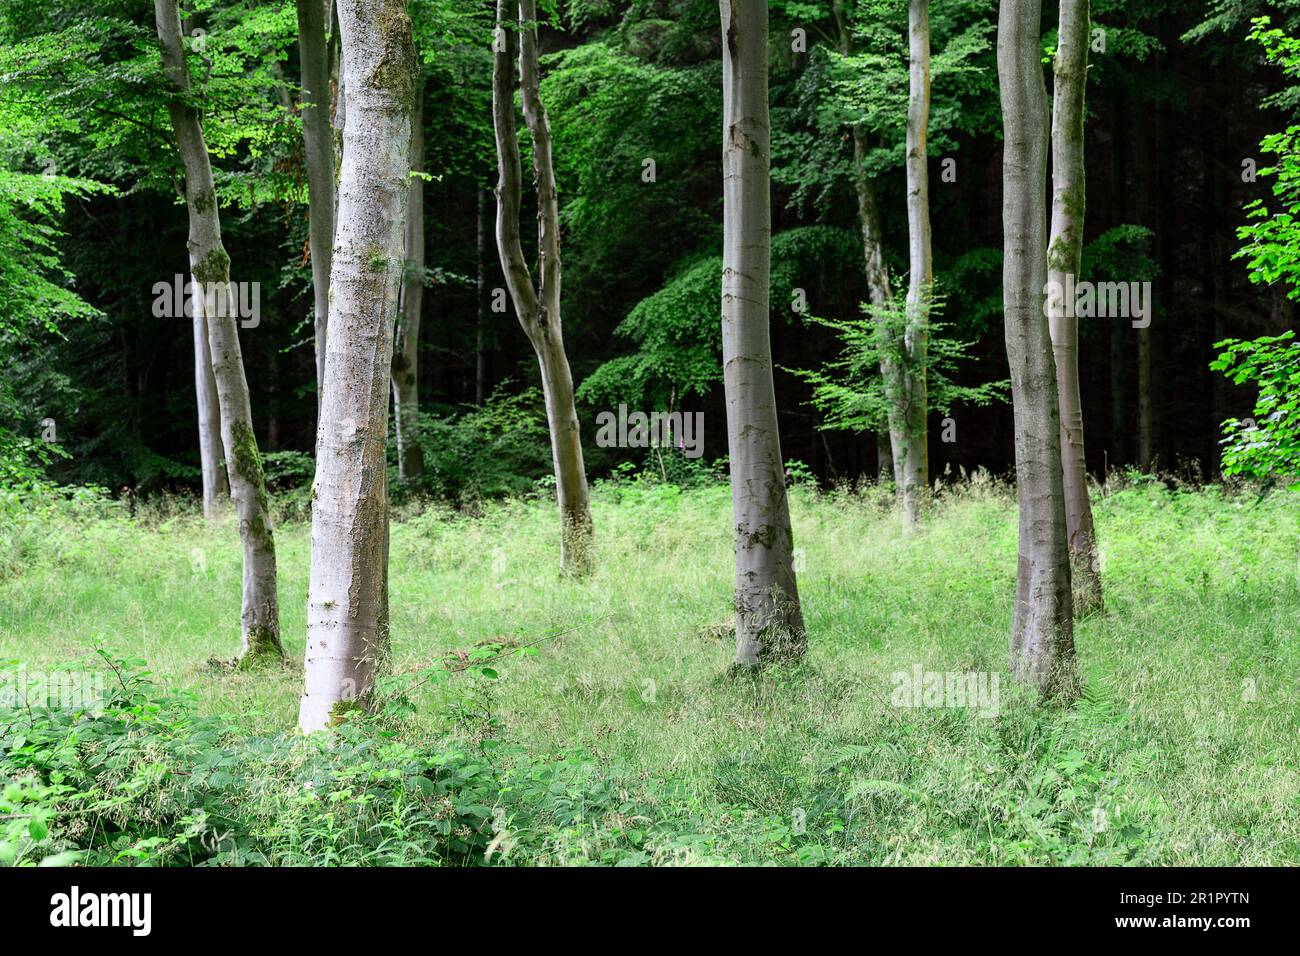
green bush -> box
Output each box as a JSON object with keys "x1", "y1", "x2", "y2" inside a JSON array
[
  {"x1": 1212, "y1": 332, "x2": 1300, "y2": 488},
  {"x1": 0, "y1": 652, "x2": 678, "y2": 866},
  {"x1": 403, "y1": 387, "x2": 553, "y2": 505}
]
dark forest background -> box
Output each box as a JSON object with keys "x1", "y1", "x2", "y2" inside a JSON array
[{"x1": 6, "y1": 0, "x2": 1293, "y2": 495}]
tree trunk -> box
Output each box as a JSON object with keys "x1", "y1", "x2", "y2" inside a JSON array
[
  {"x1": 1133, "y1": 110, "x2": 1154, "y2": 471},
  {"x1": 329, "y1": 0, "x2": 345, "y2": 235},
  {"x1": 837, "y1": 0, "x2": 913, "y2": 517},
  {"x1": 876, "y1": 428, "x2": 893, "y2": 481},
  {"x1": 899, "y1": 0, "x2": 932, "y2": 527},
  {"x1": 1108, "y1": 95, "x2": 1126, "y2": 467},
  {"x1": 997, "y1": 0, "x2": 1076, "y2": 698},
  {"x1": 154, "y1": 0, "x2": 282, "y2": 665},
  {"x1": 1137, "y1": 304, "x2": 1153, "y2": 470},
  {"x1": 392, "y1": 83, "x2": 426, "y2": 482},
  {"x1": 492, "y1": 0, "x2": 594, "y2": 574},
  {"x1": 181, "y1": 9, "x2": 225, "y2": 517},
  {"x1": 297, "y1": 0, "x2": 334, "y2": 408},
  {"x1": 1047, "y1": 0, "x2": 1102, "y2": 614},
  {"x1": 193, "y1": 309, "x2": 228, "y2": 517},
  {"x1": 720, "y1": 0, "x2": 806, "y2": 666},
  {"x1": 476, "y1": 186, "x2": 488, "y2": 405},
  {"x1": 298, "y1": 0, "x2": 415, "y2": 733}
]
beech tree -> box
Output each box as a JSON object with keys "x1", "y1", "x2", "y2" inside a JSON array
[
  {"x1": 899, "y1": 0, "x2": 932, "y2": 527},
  {"x1": 392, "y1": 82, "x2": 426, "y2": 482},
  {"x1": 827, "y1": 0, "x2": 947, "y2": 527},
  {"x1": 296, "y1": 0, "x2": 334, "y2": 405},
  {"x1": 154, "y1": 0, "x2": 283, "y2": 664},
  {"x1": 491, "y1": 0, "x2": 594, "y2": 573},
  {"x1": 299, "y1": 0, "x2": 416, "y2": 732},
  {"x1": 997, "y1": 0, "x2": 1076, "y2": 696},
  {"x1": 1047, "y1": 0, "x2": 1102, "y2": 614},
  {"x1": 833, "y1": 0, "x2": 902, "y2": 494},
  {"x1": 720, "y1": 0, "x2": 806, "y2": 666},
  {"x1": 194, "y1": 312, "x2": 227, "y2": 519}
]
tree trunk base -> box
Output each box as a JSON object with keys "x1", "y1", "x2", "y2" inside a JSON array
[
  {"x1": 1010, "y1": 637, "x2": 1080, "y2": 703},
  {"x1": 559, "y1": 510, "x2": 595, "y2": 576},
  {"x1": 733, "y1": 586, "x2": 807, "y2": 668},
  {"x1": 1070, "y1": 548, "x2": 1104, "y2": 618},
  {"x1": 236, "y1": 626, "x2": 287, "y2": 669}
]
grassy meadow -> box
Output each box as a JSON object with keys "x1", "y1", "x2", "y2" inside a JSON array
[{"x1": 1, "y1": 475, "x2": 1297, "y2": 865}]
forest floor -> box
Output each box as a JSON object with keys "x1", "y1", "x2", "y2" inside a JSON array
[{"x1": 2, "y1": 475, "x2": 1297, "y2": 865}]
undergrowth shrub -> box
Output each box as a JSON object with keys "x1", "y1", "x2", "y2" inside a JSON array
[
  {"x1": 401, "y1": 387, "x2": 552, "y2": 506},
  {"x1": 0, "y1": 652, "x2": 684, "y2": 867}
]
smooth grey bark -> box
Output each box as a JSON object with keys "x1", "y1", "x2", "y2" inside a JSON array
[
  {"x1": 899, "y1": 0, "x2": 932, "y2": 526},
  {"x1": 329, "y1": 0, "x2": 345, "y2": 233},
  {"x1": 180, "y1": 9, "x2": 226, "y2": 519},
  {"x1": 850, "y1": 129, "x2": 911, "y2": 497},
  {"x1": 392, "y1": 84, "x2": 425, "y2": 481},
  {"x1": 491, "y1": 0, "x2": 594, "y2": 573},
  {"x1": 155, "y1": 0, "x2": 282, "y2": 664},
  {"x1": 297, "y1": 0, "x2": 334, "y2": 405},
  {"x1": 997, "y1": 0, "x2": 1077, "y2": 697},
  {"x1": 1047, "y1": 0, "x2": 1102, "y2": 614},
  {"x1": 193, "y1": 308, "x2": 228, "y2": 517},
  {"x1": 720, "y1": 0, "x2": 806, "y2": 666},
  {"x1": 299, "y1": 0, "x2": 415, "y2": 733}
]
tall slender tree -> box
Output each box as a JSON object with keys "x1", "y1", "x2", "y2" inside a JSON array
[
  {"x1": 899, "y1": 0, "x2": 932, "y2": 527},
  {"x1": 296, "y1": 0, "x2": 334, "y2": 406},
  {"x1": 392, "y1": 82, "x2": 426, "y2": 482},
  {"x1": 154, "y1": 0, "x2": 283, "y2": 664},
  {"x1": 720, "y1": 0, "x2": 806, "y2": 666},
  {"x1": 491, "y1": 0, "x2": 594, "y2": 573},
  {"x1": 299, "y1": 0, "x2": 416, "y2": 732},
  {"x1": 182, "y1": 8, "x2": 225, "y2": 521},
  {"x1": 832, "y1": 0, "x2": 927, "y2": 526},
  {"x1": 476, "y1": 186, "x2": 490, "y2": 405},
  {"x1": 997, "y1": 0, "x2": 1077, "y2": 696},
  {"x1": 193, "y1": 308, "x2": 227, "y2": 518},
  {"x1": 1047, "y1": 0, "x2": 1102, "y2": 613},
  {"x1": 833, "y1": 0, "x2": 900, "y2": 496}
]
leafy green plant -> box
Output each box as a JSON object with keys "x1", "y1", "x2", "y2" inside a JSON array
[
  {"x1": 787, "y1": 293, "x2": 1007, "y2": 437},
  {"x1": 402, "y1": 385, "x2": 552, "y2": 505},
  {"x1": 1211, "y1": 332, "x2": 1300, "y2": 487},
  {"x1": 0, "y1": 650, "x2": 680, "y2": 867}
]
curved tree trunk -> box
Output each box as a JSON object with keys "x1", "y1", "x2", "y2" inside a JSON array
[
  {"x1": 299, "y1": 0, "x2": 415, "y2": 733},
  {"x1": 193, "y1": 309, "x2": 228, "y2": 517},
  {"x1": 297, "y1": 0, "x2": 334, "y2": 409},
  {"x1": 720, "y1": 0, "x2": 806, "y2": 666},
  {"x1": 1047, "y1": 0, "x2": 1103, "y2": 615},
  {"x1": 997, "y1": 0, "x2": 1077, "y2": 698},
  {"x1": 392, "y1": 84, "x2": 426, "y2": 482},
  {"x1": 900, "y1": 0, "x2": 932, "y2": 528},
  {"x1": 154, "y1": 0, "x2": 282, "y2": 665},
  {"x1": 491, "y1": 0, "x2": 594, "y2": 573}
]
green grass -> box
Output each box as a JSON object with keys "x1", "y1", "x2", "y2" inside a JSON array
[{"x1": 2, "y1": 475, "x2": 1298, "y2": 865}]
